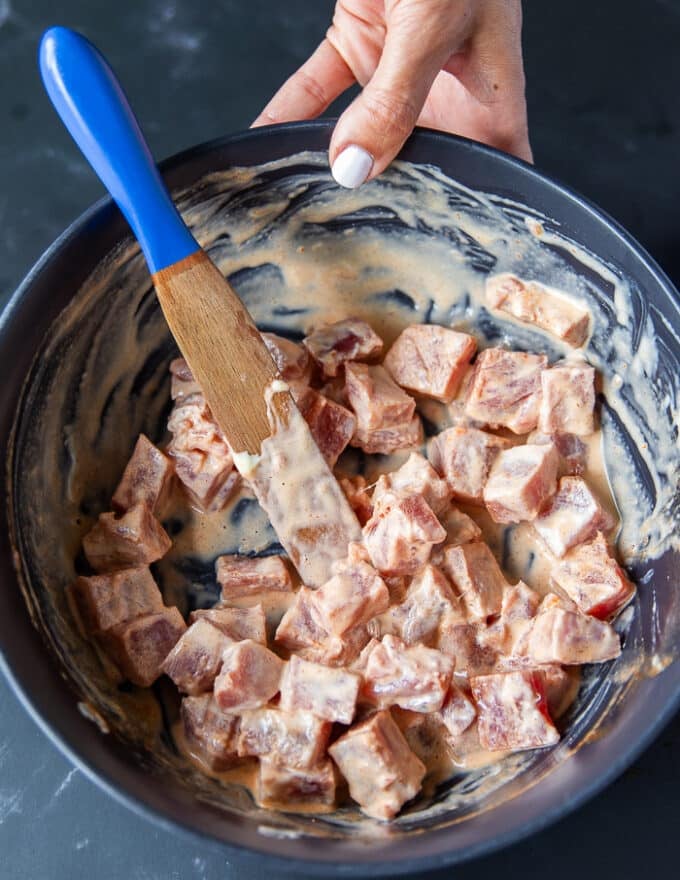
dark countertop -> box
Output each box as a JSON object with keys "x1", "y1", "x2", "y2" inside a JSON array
[{"x1": 1, "y1": 1, "x2": 678, "y2": 877}]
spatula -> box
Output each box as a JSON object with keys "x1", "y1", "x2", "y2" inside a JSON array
[{"x1": 39, "y1": 26, "x2": 361, "y2": 586}]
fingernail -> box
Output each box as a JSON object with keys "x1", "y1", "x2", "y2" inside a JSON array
[{"x1": 331, "y1": 145, "x2": 373, "y2": 189}]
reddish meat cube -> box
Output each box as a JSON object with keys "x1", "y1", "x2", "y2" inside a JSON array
[
  {"x1": 102, "y1": 607, "x2": 186, "y2": 687},
  {"x1": 439, "y1": 542, "x2": 508, "y2": 621},
  {"x1": 485, "y1": 273, "x2": 590, "y2": 346},
  {"x1": 378, "y1": 565, "x2": 460, "y2": 645},
  {"x1": 304, "y1": 318, "x2": 383, "y2": 377},
  {"x1": 484, "y1": 582, "x2": 541, "y2": 659},
  {"x1": 533, "y1": 477, "x2": 615, "y2": 557},
  {"x1": 329, "y1": 710, "x2": 425, "y2": 820},
  {"x1": 345, "y1": 363, "x2": 415, "y2": 431},
  {"x1": 257, "y1": 759, "x2": 337, "y2": 811},
  {"x1": 274, "y1": 587, "x2": 328, "y2": 652},
  {"x1": 66, "y1": 566, "x2": 163, "y2": 636},
  {"x1": 82, "y1": 503, "x2": 172, "y2": 573},
  {"x1": 338, "y1": 475, "x2": 374, "y2": 526},
  {"x1": 167, "y1": 395, "x2": 239, "y2": 512},
  {"x1": 112, "y1": 434, "x2": 173, "y2": 515},
  {"x1": 436, "y1": 506, "x2": 483, "y2": 546},
  {"x1": 261, "y1": 332, "x2": 311, "y2": 381},
  {"x1": 527, "y1": 430, "x2": 587, "y2": 476},
  {"x1": 438, "y1": 684, "x2": 477, "y2": 737},
  {"x1": 364, "y1": 635, "x2": 454, "y2": 712},
  {"x1": 484, "y1": 443, "x2": 559, "y2": 524},
  {"x1": 280, "y1": 655, "x2": 360, "y2": 724},
  {"x1": 550, "y1": 533, "x2": 636, "y2": 619},
  {"x1": 294, "y1": 387, "x2": 356, "y2": 467},
  {"x1": 526, "y1": 604, "x2": 621, "y2": 664},
  {"x1": 214, "y1": 639, "x2": 284, "y2": 712},
  {"x1": 189, "y1": 604, "x2": 267, "y2": 644},
  {"x1": 180, "y1": 694, "x2": 241, "y2": 771},
  {"x1": 237, "y1": 706, "x2": 331, "y2": 769},
  {"x1": 538, "y1": 665, "x2": 579, "y2": 719},
  {"x1": 162, "y1": 619, "x2": 232, "y2": 695},
  {"x1": 429, "y1": 426, "x2": 511, "y2": 504},
  {"x1": 391, "y1": 708, "x2": 452, "y2": 774},
  {"x1": 169, "y1": 357, "x2": 202, "y2": 401},
  {"x1": 349, "y1": 637, "x2": 380, "y2": 674},
  {"x1": 437, "y1": 621, "x2": 498, "y2": 676},
  {"x1": 373, "y1": 452, "x2": 452, "y2": 514},
  {"x1": 314, "y1": 561, "x2": 389, "y2": 636},
  {"x1": 216, "y1": 554, "x2": 292, "y2": 600},
  {"x1": 352, "y1": 414, "x2": 424, "y2": 455},
  {"x1": 298, "y1": 623, "x2": 373, "y2": 669},
  {"x1": 465, "y1": 348, "x2": 547, "y2": 434},
  {"x1": 383, "y1": 324, "x2": 477, "y2": 402},
  {"x1": 538, "y1": 364, "x2": 596, "y2": 437},
  {"x1": 363, "y1": 490, "x2": 446, "y2": 576},
  {"x1": 471, "y1": 670, "x2": 559, "y2": 751}
]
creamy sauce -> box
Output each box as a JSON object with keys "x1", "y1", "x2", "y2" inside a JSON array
[{"x1": 8, "y1": 150, "x2": 679, "y2": 836}]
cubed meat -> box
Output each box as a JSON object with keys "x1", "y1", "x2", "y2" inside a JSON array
[
  {"x1": 102, "y1": 607, "x2": 187, "y2": 687},
  {"x1": 363, "y1": 635, "x2": 454, "y2": 712},
  {"x1": 537, "y1": 665, "x2": 580, "y2": 719},
  {"x1": 180, "y1": 694, "x2": 241, "y2": 771},
  {"x1": 275, "y1": 587, "x2": 328, "y2": 653},
  {"x1": 294, "y1": 388, "x2": 356, "y2": 467},
  {"x1": 391, "y1": 708, "x2": 452, "y2": 774},
  {"x1": 363, "y1": 490, "x2": 446, "y2": 576},
  {"x1": 438, "y1": 684, "x2": 477, "y2": 738},
  {"x1": 383, "y1": 324, "x2": 477, "y2": 402},
  {"x1": 256, "y1": 759, "x2": 337, "y2": 811},
  {"x1": 538, "y1": 364, "x2": 596, "y2": 437},
  {"x1": 526, "y1": 604, "x2": 621, "y2": 664},
  {"x1": 533, "y1": 477, "x2": 615, "y2": 557},
  {"x1": 329, "y1": 710, "x2": 426, "y2": 820},
  {"x1": 216, "y1": 554, "x2": 293, "y2": 600},
  {"x1": 436, "y1": 506, "x2": 483, "y2": 546},
  {"x1": 470, "y1": 670, "x2": 559, "y2": 751},
  {"x1": 169, "y1": 357, "x2": 201, "y2": 400},
  {"x1": 237, "y1": 706, "x2": 331, "y2": 769},
  {"x1": 304, "y1": 318, "x2": 383, "y2": 377},
  {"x1": 373, "y1": 452, "x2": 452, "y2": 514},
  {"x1": 348, "y1": 637, "x2": 380, "y2": 675},
  {"x1": 66, "y1": 566, "x2": 163, "y2": 636},
  {"x1": 437, "y1": 622, "x2": 498, "y2": 676},
  {"x1": 297, "y1": 622, "x2": 373, "y2": 669},
  {"x1": 214, "y1": 640, "x2": 284, "y2": 712},
  {"x1": 378, "y1": 565, "x2": 460, "y2": 645},
  {"x1": 527, "y1": 430, "x2": 586, "y2": 476},
  {"x1": 189, "y1": 604, "x2": 267, "y2": 644},
  {"x1": 429, "y1": 426, "x2": 511, "y2": 504},
  {"x1": 167, "y1": 395, "x2": 239, "y2": 512},
  {"x1": 279, "y1": 655, "x2": 361, "y2": 724},
  {"x1": 464, "y1": 348, "x2": 547, "y2": 434},
  {"x1": 550, "y1": 533, "x2": 636, "y2": 619},
  {"x1": 82, "y1": 503, "x2": 172, "y2": 573},
  {"x1": 483, "y1": 444, "x2": 559, "y2": 524},
  {"x1": 313, "y1": 561, "x2": 389, "y2": 636},
  {"x1": 111, "y1": 434, "x2": 174, "y2": 515},
  {"x1": 485, "y1": 273, "x2": 590, "y2": 346},
  {"x1": 261, "y1": 332, "x2": 311, "y2": 381},
  {"x1": 338, "y1": 476, "x2": 374, "y2": 526},
  {"x1": 483, "y1": 582, "x2": 541, "y2": 658},
  {"x1": 345, "y1": 363, "x2": 416, "y2": 432},
  {"x1": 439, "y1": 542, "x2": 508, "y2": 621},
  {"x1": 352, "y1": 414, "x2": 424, "y2": 455},
  {"x1": 162, "y1": 619, "x2": 233, "y2": 695}
]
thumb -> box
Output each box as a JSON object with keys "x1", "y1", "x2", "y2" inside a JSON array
[{"x1": 329, "y1": 16, "x2": 455, "y2": 188}]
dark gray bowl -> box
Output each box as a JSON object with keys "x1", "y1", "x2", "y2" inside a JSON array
[{"x1": 0, "y1": 121, "x2": 678, "y2": 875}]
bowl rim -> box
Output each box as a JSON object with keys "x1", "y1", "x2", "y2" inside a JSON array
[{"x1": 1, "y1": 120, "x2": 678, "y2": 875}]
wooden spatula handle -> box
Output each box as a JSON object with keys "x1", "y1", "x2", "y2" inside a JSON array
[{"x1": 154, "y1": 252, "x2": 277, "y2": 453}]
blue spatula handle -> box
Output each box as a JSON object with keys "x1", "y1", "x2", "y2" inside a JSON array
[{"x1": 39, "y1": 26, "x2": 199, "y2": 273}]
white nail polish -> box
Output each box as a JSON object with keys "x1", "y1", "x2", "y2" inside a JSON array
[{"x1": 331, "y1": 145, "x2": 373, "y2": 189}]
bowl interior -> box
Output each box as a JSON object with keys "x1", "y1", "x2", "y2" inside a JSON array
[{"x1": 3, "y1": 126, "x2": 679, "y2": 871}]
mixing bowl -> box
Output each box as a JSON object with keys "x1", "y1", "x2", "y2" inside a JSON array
[{"x1": 0, "y1": 121, "x2": 678, "y2": 874}]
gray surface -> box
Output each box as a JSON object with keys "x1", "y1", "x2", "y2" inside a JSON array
[{"x1": 1, "y1": 0, "x2": 678, "y2": 877}]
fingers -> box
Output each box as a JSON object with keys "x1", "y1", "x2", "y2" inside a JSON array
[
  {"x1": 328, "y1": 2, "x2": 468, "y2": 187},
  {"x1": 252, "y1": 38, "x2": 355, "y2": 127}
]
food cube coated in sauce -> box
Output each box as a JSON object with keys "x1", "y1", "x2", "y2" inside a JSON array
[
  {"x1": 377, "y1": 564, "x2": 460, "y2": 645},
  {"x1": 533, "y1": 476, "x2": 614, "y2": 557},
  {"x1": 256, "y1": 759, "x2": 337, "y2": 811},
  {"x1": 189, "y1": 604, "x2": 267, "y2": 644},
  {"x1": 214, "y1": 640, "x2": 284, "y2": 712},
  {"x1": 526, "y1": 603, "x2": 621, "y2": 664},
  {"x1": 538, "y1": 364, "x2": 596, "y2": 436},
  {"x1": 429, "y1": 426, "x2": 511, "y2": 504},
  {"x1": 181, "y1": 694, "x2": 242, "y2": 771},
  {"x1": 483, "y1": 443, "x2": 559, "y2": 524},
  {"x1": 67, "y1": 566, "x2": 164, "y2": 636},
  {"x1": 438, "y1": 542, "x2": 508, "y2": 621},
  {"x1": 112, "y1": 434, "x2": 174, "y2": 515},
  {"x1": 372, "y1": 452, "x2": 452, "y2": 515},
  {"x1": 82, "y1": 503, "x2": 172, "y2": 572},
  {"x1": 162, "y1": 618, "x2": 233, "y2": 695},
  {"x1": 279, "y1": 655, "x2": 360, "y2": 723},
  {"x1": 237, "y1": 706, "x2": 331, "y2": 769},
  {"x1": 304, "y1": 318, "x2": 383, "y2": 377},
  {"x1": 261, "y1": 332, "x2": 311, "y2": 382},
  {"x1": 102, "y1": 607, "x2": 187, "y2": 687},
  {"x1": 293, "y1": 387, "x2": 356, "y2": 467},
  {"x1": 471, "y1": 670, "x2": 559, "y2": 751},
  {"x1": 313, "y1": 560, "x2": 390, "y2": 636},
  {"x1": 216, "y1": 554, "x2": 293, "y2": 600},
  {"x1": 363, "y1": 635, "x2": 454, "y2": 712}
]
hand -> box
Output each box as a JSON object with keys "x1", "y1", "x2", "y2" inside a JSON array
[{"x1": 253, "y1": 0, "x2": 532, "y2": 188}]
